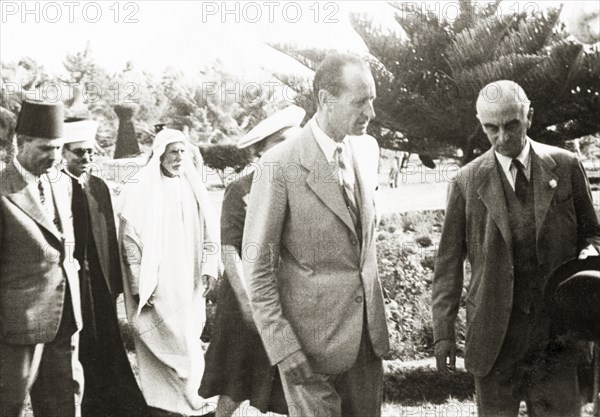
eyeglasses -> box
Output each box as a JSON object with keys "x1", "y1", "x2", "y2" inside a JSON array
[{"x1": 68, "y1": 148, "x2": 95, "y2": 157}]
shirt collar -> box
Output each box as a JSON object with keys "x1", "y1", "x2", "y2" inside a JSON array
[
  {"x1": 62, "y1": 165, "x2": 87, "y2": 186},
  {"x1": 310, "y1": 117, "x2": 345, "y2": 162},
  {"x1": 494, "y1": 137, "x2": 532, "y2": 176}
]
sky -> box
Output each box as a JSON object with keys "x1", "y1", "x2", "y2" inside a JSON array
[
  {"x1": 0, "y1": 1, "x2": 404, "y2": 78},
  {"x1": 1, "y1": 1, "x2": 596, "y2": 80}
]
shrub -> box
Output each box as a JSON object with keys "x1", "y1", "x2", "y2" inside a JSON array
[
  {"x1": 383, "y1": 360, "x2": 475, "y2": 404},
  {"x1": 377, "y1": 211, "x2": 467, "y2": 361},
  {"x1": 199, "y1": 144, "x2": 252, "y2": 186},
  {"x1": 415, "y1": 235, "x2": 433, "y2": 247}
]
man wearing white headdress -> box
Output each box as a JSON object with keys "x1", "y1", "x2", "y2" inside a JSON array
[{"x1": 119, "y1": 129, "x2": 219, "y2": 417}]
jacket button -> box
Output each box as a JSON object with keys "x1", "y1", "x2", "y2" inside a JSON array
[
  {"x1": 351, "y1": 239, "x2": 358, "y2": 246},
  {"x1": 355, "y1": 296, "x2": 363, "y2": 303}
]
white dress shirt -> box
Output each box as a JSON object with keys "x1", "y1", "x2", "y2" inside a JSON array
[
  {"x1": 495, "y1": 138, "x2": 532, "y2": 191},
  {"x1": 310, "y1": 117, "x2": 357, "y2": 189}
]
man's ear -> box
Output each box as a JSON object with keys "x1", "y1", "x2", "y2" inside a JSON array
[
  {"x1": 318, "y1": 89, "x2": 336, "y2": 109},
  {"x1": 527, "y1": 106, "x2": 534, "y2": 128}
]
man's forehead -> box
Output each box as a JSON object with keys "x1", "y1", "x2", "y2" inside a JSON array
[
  {"x1": 341, "y1": 64, "x2": 375, "y2": 91},
  {"x1": 477, "y1": 100, "x2": 524, "y2": 121},
  {"x1": 30, "y1": 137, "x2": 63, "y2": 146}
]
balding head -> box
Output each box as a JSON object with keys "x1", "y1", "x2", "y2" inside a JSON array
[
  {"x1": 476, "y1": 80, "x2": 530, "y2": 117},
  {"x1": 476, "y1": 80, "x2": 533, "y2": 158}
]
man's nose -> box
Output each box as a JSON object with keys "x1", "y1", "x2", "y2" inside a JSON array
[
  {"x1": 50, "y1": 148, "x2": 62, "y2": 161},
  {"x1": 365, "y1": 101, "x2": 375, "y2": 119}
]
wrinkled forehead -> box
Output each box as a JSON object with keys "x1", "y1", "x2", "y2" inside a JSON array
[{"x1": 162, "y1": 141, "x2": 186, "y2": 154}]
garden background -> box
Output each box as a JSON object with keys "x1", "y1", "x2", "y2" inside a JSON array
[{"x1": 1, "y1": 1, "x2": 599, "y2": 415}]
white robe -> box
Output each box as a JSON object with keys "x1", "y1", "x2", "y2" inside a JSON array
[{"x1": 122, "y1": 175, "x2": 213, "y2": 414}]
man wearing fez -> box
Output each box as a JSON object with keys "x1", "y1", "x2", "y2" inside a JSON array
[
  {"x1": 243, "y1": 54, "x2": 389, "y2": 416},
  {"x1": 0, "y1": 100, "x2": 83, "y2": 417},
  {"x1": 61, "y1": 118, "x2": 148, "y2": 417},
  {"x1": 433, "y1": 80, "x2": 600, "y2": 416}
]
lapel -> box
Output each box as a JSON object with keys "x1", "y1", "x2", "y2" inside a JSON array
[
  {"x1": 4, "y1": 163, "x2": 63, "y2": 243},
  {"x1": 50, "y1": 167, "x2": 71, "y2": 237},
  {"x1": 476, "y1": 150, "x2": 513, "y2": 256},
  {"x1": 85, "y1": 176, "x2": 110, "y2": 280},
  {"x1": 530, "y1": 141, "x2": 558, "y2": 242},
  {"x1": 348, "y1": 137, "x2": 375, "y2": 263},
  {"x1": 299, "y1": 127, "x2": 358, "y2": 239}
]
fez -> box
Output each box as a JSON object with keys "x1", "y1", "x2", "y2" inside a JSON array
[{"x1": 16, "y1": 100, "x2": 64, "y2": 139}]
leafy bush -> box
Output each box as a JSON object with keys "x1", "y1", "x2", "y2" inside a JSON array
[
  {"x1": 199, "y1": 144, "x2": 252, "y2": 186},
  {"x1": 377, "y1": 211, "x2": 466, "y2": 361},
  {"x1": 415, "y1": 235, "x2": 433, "y2": 247},
  {"x1": 383, "y1": 359, "x2": 474, "y2": 404}
]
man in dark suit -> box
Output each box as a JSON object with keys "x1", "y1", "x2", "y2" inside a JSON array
[
  {"x1": 61, "y1": 118, "x2": 148, "y2": 417},
  {"x1": 0, "y1": 100, "x2": 84, "y2": 417},
  {"x1": 243, "y1": 54, "x2": 389, "y2": 417},
  {"x1": 433, "y1": 80, "x2": 600, "y2": 416}
]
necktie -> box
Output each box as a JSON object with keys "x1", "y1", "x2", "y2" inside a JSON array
[
  {"x1": 38, "y1": 174, "x2": 62, "y2": 232},
  {"x1": 335, "y1": 144, "x2": 361, "y2": 234},
  {"x1": 512, "y1": 159, "x2": 528, "y2": 204},
  {"x1": 37, "y1": 176, "x2": 46, "y2": 207}
]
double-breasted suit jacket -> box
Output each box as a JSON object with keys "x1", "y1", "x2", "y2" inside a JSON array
[
  {"x1": 243, "y1": 124, "x2": 389, "y2": 375},
  {"x1": 432, "y1": 140, "x2": 600, "y2": 377}
]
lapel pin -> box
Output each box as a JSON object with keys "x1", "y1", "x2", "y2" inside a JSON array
[{"x1": 549, "y1": 179, "x2": 557, "y2": 189}]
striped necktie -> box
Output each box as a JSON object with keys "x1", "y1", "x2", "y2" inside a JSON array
[
  {"x1": 335, "y1": 144, "x2": 361, "y2": 234},
  {"x1": 37, "y1": 174, "x2": 62, "y2": 232}
]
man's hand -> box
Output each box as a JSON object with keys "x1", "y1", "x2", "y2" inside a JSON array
[
  {"x1": 202, "y1": 274, "x2": 218, "y2": 298},
  {"x1": 578, "y1": 244, "x2": 599, "y2": 259},
  {"x1": 435, "y1": 339, "x2": 457, "y2": 374},
  {"x1": 133, "y1": 294, "x2": 155, "y2": 308},
  {"x1": 278, "y1": 350, "x2": 315, "y2": 385}
]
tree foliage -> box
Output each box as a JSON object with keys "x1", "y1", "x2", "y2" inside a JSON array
[
  {"x1": 199, "y1": 144, "x2": 252, "y2": 186},
  {"x1": 272, "y1": 1, "x2": 600, "y2": 163}
]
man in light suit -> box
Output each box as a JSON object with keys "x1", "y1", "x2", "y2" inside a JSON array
[
  {"x1": 243, "y1": 54, "x2": 389, "y2": 417},
  {"x1": 0, "y1": 100, "x2": 83, "y2": 417},
  {"x1": 433, "y1": 80, "x2": 600, "y2": 416},
  {"x1": 61, "y1": 119, "x2": 148, "y2": 417}
]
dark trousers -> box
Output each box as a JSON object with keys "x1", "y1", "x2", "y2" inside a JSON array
[
  {"x1": 278, "y1": 323, "x2": 383, "y2": 417},
  {"x1": 475, "y1": 363, "x2": 580, "y2": 417},
  {"x1": 475, "y1": 308, "x2": 581, "y2": 417},
  {"x1": 0, "y1": 292, "x2": 81, "y2": 417}
]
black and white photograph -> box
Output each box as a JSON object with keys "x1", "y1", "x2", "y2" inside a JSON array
[{"x1": 1, "y1": 1, "x2": 599, "y2": 416}]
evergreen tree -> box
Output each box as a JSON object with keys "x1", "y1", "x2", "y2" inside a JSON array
[{"x1": 273, "y1": 1, "x2": 600, "y2": 163}]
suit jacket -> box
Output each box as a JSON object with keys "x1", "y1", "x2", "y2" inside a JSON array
[
  {"x1": 242, "y1": 124, "x2": 389, "y2": 375},
  {"x1": 0, "y1": 162, "x2": 82, "y2": 344},
  {"x1": 432, "y1": 140, "x2": 600, "y2": 377}
]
